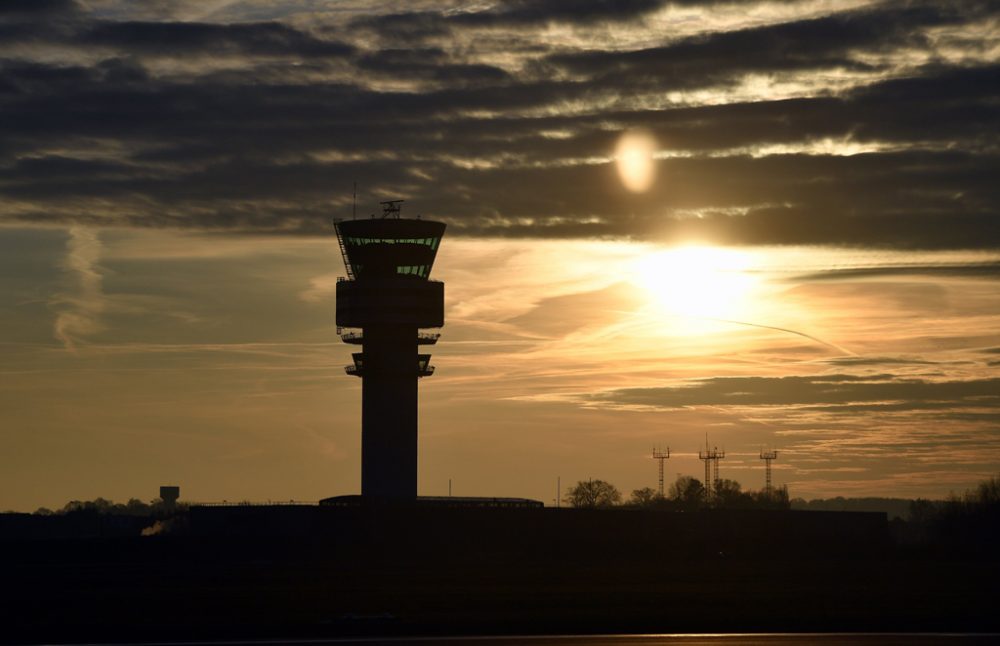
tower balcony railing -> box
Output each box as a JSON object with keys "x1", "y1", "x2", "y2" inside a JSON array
[
  {"x1": 336, "y1": 276, "x2": 443, "y2": 285},
  {"x1": 345, "y1": 364, "x2": 436, "y2": 377},
  {"x1": 340, "y1": 331, "x2": 364, "y2": 344},
  {"x1": 337, "y1": 330, "x2": 439, "y2": 345}
]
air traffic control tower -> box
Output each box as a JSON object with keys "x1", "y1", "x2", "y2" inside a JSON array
[{"x1": 334, "y1": 200, "x2": 445, "y2": 499}]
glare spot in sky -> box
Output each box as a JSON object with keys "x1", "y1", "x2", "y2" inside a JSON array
[
  {"x1": 615, "y1": 129, "x2": 658, "y2": 192},
  {"x1": 630, "y1": 246, "x2": 760, "y2": 328}
]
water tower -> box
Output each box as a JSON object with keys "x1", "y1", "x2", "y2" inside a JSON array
[
  {"x1": 159, "y1": 486, "x2": 180, "y2": 509},
  {"x1": 335, "y1": 201, "x2": 445, "y2": 499}
]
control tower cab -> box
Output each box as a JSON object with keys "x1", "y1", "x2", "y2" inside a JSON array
[{"x1": 335, "y1": 200, "x2": 445, "y2": 499}]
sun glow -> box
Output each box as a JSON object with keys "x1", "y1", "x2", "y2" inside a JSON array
[
  {"x1": 630, "y1": 246, "x2": 759, "y2": 326},
  {"x1": 615, "y1": 129, "x2": 657, "y2": 192}
]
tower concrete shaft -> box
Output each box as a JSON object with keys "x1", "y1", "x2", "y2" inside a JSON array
[{"x1": 335, "y1": 203, "x2": 445, "y2": 499}]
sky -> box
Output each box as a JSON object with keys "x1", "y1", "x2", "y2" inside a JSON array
[{"x1": 1, "y1": 0, "x2": 998, "y2": 511}]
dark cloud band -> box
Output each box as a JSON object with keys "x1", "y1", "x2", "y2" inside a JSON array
[{"x1": 0, "y1": 1, "x2": 997, "y2": 248}]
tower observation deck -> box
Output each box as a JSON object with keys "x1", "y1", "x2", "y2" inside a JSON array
[{"x1": 335, "y1": 201, "x2": 445, "y2": 499}]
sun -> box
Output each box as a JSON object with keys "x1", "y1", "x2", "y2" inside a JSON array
[
  {"x1": 615, "y1": 129, "x2": 657, "y2": 192},
  {"x1": 630, "y1": 245, "x2": 759, "y2": 325}
]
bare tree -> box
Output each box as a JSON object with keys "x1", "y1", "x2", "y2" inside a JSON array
[
  {"x1": 629, "y1": 487, "x2": 663, "y2": 507},
  {"x1": 753, "y1": 485, "x2": 791, "y2": 509},
  {"x1": 565, "y1": 479, "x2": 622, "y2": 508},
  {"x1": 669, "y1": 475, "x2": 705, "y2": 509},
  {"x1": 714, "y1": 478, "x2": 749, "y2": 508},
  {"x1": 973, "y1": 474, "x2": 1000, "y2": 505}
]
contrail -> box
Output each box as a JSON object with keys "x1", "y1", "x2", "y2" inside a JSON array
[
  {"x1": 584, "y1": 309, "x2": 854, "y2": 356},
  {"x1": 702, "y1": 316, "x2": 855, "y2": 356}
]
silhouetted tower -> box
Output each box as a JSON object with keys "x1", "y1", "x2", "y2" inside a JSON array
[
  {"x1": 159, "y1": 486, "x2": 180, "y2": 510},
  {"x1": 698, "y1": 439, "x2": 725, "y2": 501},
  {"x1": 335, "y1": 200, "x2": 445, "y2": 498},
  {"x1": 760, "y1": 449, "x2": 778, "y2": 495},
  {"x1": 652, "y1": 447, "x2": 670, "y2": 497}
]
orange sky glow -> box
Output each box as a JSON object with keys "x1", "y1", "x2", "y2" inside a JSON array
[
  {"x1": 1, "y1": 0, "x2": 998, "y2": 511},
  {"x1": 2, "y1": 226, "x2": 999, "y2": 510}
]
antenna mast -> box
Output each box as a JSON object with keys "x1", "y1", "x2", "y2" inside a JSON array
[
  {"x1": 698, "y1": 436, "x2": 725, "y2": 502},
  {"x1": 380, "y1": 200, "x2": 403, "y2": 219},
  {"x1": 760, "y1": 449, "x2": 779, "y2": 495},
  {"x1": 652, "y1": 447, "x2": 671, "y2": 497}
]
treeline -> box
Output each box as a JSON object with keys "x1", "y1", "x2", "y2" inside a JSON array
[
  {"x1": 32, "y1": 497, "x2": 183, "y2": 517},
  {"x1": 564, "y1": 475, "x2": 790, "y2": 510},
  {"x1": 896, "y1": 474, "x2": 1000, "y2": 549}
]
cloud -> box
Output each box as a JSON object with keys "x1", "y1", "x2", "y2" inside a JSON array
[
  {"x1": 298, "y1": 272, "x2": 340, "y2": 304},
  {"x1": 794, "y1": 262, "x2": 1000, "y2": 282},
  {"x1": 0, "y1": 0, "x2": 80, "y2": 16},
  {"x1": 582, "y1": 374, "x2": 1000, "y2": 412},
  {"x1": 80, "y1": 20, "x2": 355, "y2": 58},
  {"x1": 449, "y1": 0, "x2": 670, "y2": 27},
  {"x1": 81, "y1": 0, "x2": 256, "y2": 22},
  {"x1": 542, "y1": 3, "x2": 961, "y2": 83},
  {"x1": 0, "y1": 0, "x2": 997, "y2": 247},
  {"x1": 51, "y1": 227, "x2": 106, "y2": 351},
  {"x1": 356, "y1": 48, "x2": 509, "y2": 86},
  {"x1": 821, "y1": 356, "x2": 942, "y2": 367},
  {"x1": 352, "y1": 0, "x2": 670, "y2": 38},
  {"x1": 503, "y1": 281, "x2": 645, "y2": 337}
]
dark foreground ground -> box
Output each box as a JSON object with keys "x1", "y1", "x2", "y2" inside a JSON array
[{"x1": 2, "y1": 507, "x2": 998, "y2": 644}]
